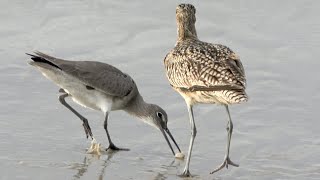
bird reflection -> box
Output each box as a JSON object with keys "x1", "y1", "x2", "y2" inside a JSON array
[
  {"x1": 70, "y1": 152, "x2": 190, "y2": 179},
  {"x1": 153, "y1": 172, "x2": 167, "y2": 180},
  {"x1": 151, "y1": 159, "x2": 182, "y2": 180},
  {"x1": 71, "y1": 150, "x2": 117, "y2": 180}
]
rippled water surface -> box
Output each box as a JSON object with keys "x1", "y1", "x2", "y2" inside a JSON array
[{"x1": 1, "y1": 0, "x2": 320, "y2": 179}]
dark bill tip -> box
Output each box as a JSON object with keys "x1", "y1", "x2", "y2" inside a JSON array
[
  {"x1": 161, "y1": 128, "x2": 175, "y2": 156},
  {"x1": 160, "y1": 126, "x2": 181, "y2": 156},
  {"x1": 165, "y1": 128, "x2": 181, "y2": 153}
]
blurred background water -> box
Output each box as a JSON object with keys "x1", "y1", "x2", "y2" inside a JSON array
[{"x1": 0, "y1": 0, "x2": 319, "y2": 179}]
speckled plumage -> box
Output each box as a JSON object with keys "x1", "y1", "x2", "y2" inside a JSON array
[
  {"x1": 164, "y1": 4, "x2": 248, "y2": 176},
  {"x1": 164, "y1": 5, "x2": 248, "y2": 105}
]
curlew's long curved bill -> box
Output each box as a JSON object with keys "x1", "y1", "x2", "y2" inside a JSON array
[{"x1": 160, "y1": 127, "x2": 181, "y2": 156}]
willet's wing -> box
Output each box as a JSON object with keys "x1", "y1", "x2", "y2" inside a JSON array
[{"x1": 31, "y1": 51, "x2": 134, "y2": 97}]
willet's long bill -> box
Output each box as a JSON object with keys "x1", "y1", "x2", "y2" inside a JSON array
[
  {"x1": 27, "y1": 51, "x2": 181, "y2": 155},
  {"x1": 164, "y1": 4, "x2": 248, "y2": 176}
]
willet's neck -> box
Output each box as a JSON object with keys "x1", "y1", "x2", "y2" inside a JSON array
[
  {"x1": 176, "y1": 17, "x2": 198, "y2": 42},
  {"x1": 124, "y1": 93, "x2": 151, "y2": 119}
]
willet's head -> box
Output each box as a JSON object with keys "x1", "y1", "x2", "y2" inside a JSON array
[
  {"x1": 124, "y1": 94, "x2": 181, "y2": 155},
  {"x1": 145, "y1": 104, "x2": 181, "y2": 155},
  {"x1": 176, "y1": 4, "x2": 198, "y2": 41}
]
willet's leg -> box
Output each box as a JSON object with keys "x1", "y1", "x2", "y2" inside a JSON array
[
  {"x1": 181, "y1": 104, "x2": 196, "y2": 177},
  {"x1": 104, "y1": 112, "x2": 129, "y2": 151},
  {"x1": 210, "y1": 105, "x2": 239, "y2": 174},
  {"x1": 58, "y1": 93, "x2": 93, "y2": 139}
]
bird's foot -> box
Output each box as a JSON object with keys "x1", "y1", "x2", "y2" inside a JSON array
[
  {"x1": 179, "y1": 169, "x2": 191, "y2": 177},
  {"x1": 106, "y1": 143, "x2": 129, "y2": 151},
  {"x1": 210, "y1": 156, "x2": 239, "y2": 174},
  {"x1": 82, "y1": 119, "x2": 93, "y2": 139}
]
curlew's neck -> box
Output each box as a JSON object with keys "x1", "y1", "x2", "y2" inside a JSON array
[{"x1": 177, "y1": 19, "x2": 198, "y2": 42}]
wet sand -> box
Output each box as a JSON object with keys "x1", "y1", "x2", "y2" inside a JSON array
[{"x1": 0, "y1": 0, "x2": 319, "y2": 179}]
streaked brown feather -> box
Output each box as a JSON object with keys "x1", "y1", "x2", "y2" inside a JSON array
[{"x1": 164, "y1": 39, "x2": 248, "y2": 104}]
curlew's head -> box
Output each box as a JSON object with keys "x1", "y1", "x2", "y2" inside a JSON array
[
  {"x1": 176, "y1": 4, "x2": 196, "y2": 23},
  {"x1": 176, "y1": 4, "x2": 198, "y2": 41}
]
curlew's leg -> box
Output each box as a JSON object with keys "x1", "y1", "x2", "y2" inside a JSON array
[
  {"x1": 59, "y1": 93, "x2": 93, "y2": 139},
  {"x1": 104, "y1": 112, "x2": 129, "y2": 151},
  {"x1": 181, "y1": 104, "x2": 196, "y2": 177},
  {"x1": 210, "y1": 105, "x2": 239, "y2": 174}
]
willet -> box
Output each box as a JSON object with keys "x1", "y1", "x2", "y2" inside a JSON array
[
  {"x1": 27, "y1": 51, "x2": 181, "y2": 155},
  {"x1": 163, "y1": 4, "x2": 248, "y2": 176}
]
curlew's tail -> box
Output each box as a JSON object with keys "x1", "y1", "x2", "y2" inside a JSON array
[
  {"x1": 198, "y1": 89, "x2": 248, "y2": 105},
  {"x1": 221, "y1": 89, "x2": 248, "y2": 104}
]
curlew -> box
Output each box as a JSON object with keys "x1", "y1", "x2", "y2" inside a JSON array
[
  {"x1": 27, "y1": 51, "x2": 181, "y2": 155},
  {"x1": 163, "y1": 4, "x2": 248, "y2": 176}
]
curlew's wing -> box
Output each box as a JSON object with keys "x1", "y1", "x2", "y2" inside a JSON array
[
  {"x1": 164, "y1": 41, "x2": 246, "y2": 91},
  {"x1": 31, "y1": 51, "x2": 134, "y2": 97}
]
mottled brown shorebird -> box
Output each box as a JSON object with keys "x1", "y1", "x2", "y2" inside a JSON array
[
  {"x1": 27, "y1": 51, "x2": 181, "y2": 155},
  {"x1": 164, "y1": 4, "x2": 248, "y2": 176}
]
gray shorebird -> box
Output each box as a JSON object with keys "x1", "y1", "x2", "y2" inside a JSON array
[
  {"x1": 27, "y1": 51, "x2": 181, "y2": 155},
  {"x1": 164, "y1": 4, "x2": 248, "y2": 176}
]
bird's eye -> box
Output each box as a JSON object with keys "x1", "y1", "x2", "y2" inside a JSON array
[{"x1": 156, "y1": 112, "x2": 163, "y2": 119}]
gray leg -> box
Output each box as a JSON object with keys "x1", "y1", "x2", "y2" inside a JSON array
[
  {"x1": 181, "y1": 104, "x2": 196, "y2": 177},
  {"x1": 58, "y1": 93, "x2": 93, "y2": 139},
  {"x1": 210, "y1": 105, "x2": 239, "y2": 174},
  {"x1": 104, "y1": 112, "x2": 129, "y2": 151}
]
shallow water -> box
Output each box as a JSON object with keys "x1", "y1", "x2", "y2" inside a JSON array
[{"x1": 1, "y1": 0, "x2": 320, "y2": 179}]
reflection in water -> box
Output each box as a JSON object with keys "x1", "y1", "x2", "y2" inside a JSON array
[
  {"x1": 70, "y1": 152, "x2": 186, "y2": 180},
  {"x1": 71, "y1": 151, "x2": 117, "y2": 180},
  {"x1": 151, "y1": 159, "x2": 220, "y2": 180},
  {"x1": 151, "y1": 160, "x2": 181, "y2": 180},
  {"x1": 71, "y1": 156, "x2": 90, "y2": 179},
  {"x1": 97, "y1": 152, "x2": 115, "y2": 180},
  {"x1": 153, "y1": 172, "x2": 167, "y2": 180}
]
